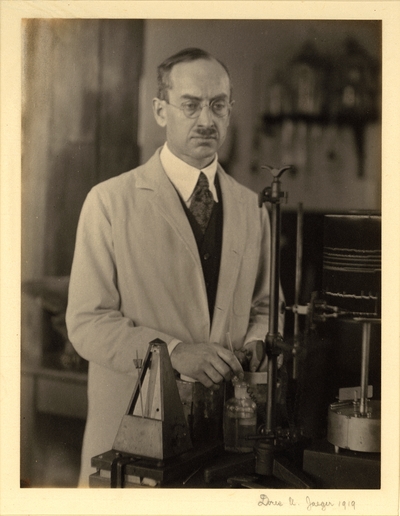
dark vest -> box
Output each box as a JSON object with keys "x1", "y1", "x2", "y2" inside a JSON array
[{"x1": 178, "y1": 177, "x2": 223, "y2": 324}]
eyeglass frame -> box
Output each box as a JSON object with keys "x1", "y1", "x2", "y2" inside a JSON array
[{"x1": 163, "y1": 97, "x2": 235, "y2": 119}]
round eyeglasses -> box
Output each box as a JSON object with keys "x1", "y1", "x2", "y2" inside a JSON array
[{"x1": 166, "y1": 98, "x2": 234, "y2": 119}]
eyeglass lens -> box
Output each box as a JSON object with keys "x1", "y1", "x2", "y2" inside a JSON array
[{"x1": 183, "y1": 100, "x2": 230, "y2": 118}]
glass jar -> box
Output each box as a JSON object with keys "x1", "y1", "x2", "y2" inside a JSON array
[{"x1": 223, "y1": 380, "x2": 257, "y2": 453}]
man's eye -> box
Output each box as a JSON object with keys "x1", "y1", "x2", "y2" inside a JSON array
[
  {"x1": 184, "y1": 102, "x2": 198, "y2": 111},
  {"x1": 213, "y1": 102, "x2": 226, "y2": 111}
]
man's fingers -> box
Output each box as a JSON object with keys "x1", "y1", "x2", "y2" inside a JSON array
[
  {"x1": 170, "y1": 342, "x2": 244, "y2": 387},
  {"x1": 208, "y1": 359, "x2": 233, "y2": 383},
  {"x1": 216, "y1": 347, "x2": 244, "y2": 379},
  {"x1": 197, "y1": 371, "x2": 221, "y2": 390}
]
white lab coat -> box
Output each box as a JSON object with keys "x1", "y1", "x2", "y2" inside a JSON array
[{"x1": 66, "y1": 149, "x2": 281, "y2": 485}]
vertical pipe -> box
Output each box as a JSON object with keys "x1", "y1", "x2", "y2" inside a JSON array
[
  {"x1": 360, "y1": 321, "x2": 371, "y2": 415},
  {"x1": 268, "y1": 191, "x2": 280, "y2": 334},
  {"x1": 293, "y1": 203, "x2": 303, "y2": 379},
  {"x1": 265, "y1": 180, "x2": 281, "y2": 435},
  {"x1": 266, "y1": 353, "x2": 277, "y2": 434}
]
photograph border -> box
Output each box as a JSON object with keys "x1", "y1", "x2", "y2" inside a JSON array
[{"x1": 1, "y1": 2, "x2": 399, "y2": 515}]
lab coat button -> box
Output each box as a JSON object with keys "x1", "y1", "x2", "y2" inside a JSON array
[{"x1": 204, "y1": 253, "x2": 211, "y2": 260}]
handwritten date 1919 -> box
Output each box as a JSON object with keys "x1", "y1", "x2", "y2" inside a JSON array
[{"x1": 339, "y1": 501, "x2": 356, "y2": 510}]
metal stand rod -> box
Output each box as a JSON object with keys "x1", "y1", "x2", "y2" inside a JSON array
[
  {"x1": 293, "y1": 203, "x2": 303, "y2": 380},
  {"x1": 258, "y1": 166, "x2": 289, "y2": 441},
  {"x1": 252, "y1": 166, "x2": 315, "y2": 488},
  {"x1": 265, "y1": 191, "x2": 281, "y2": 435},
  {"x1": 360, "y1": 322, "x2": 371, "y2": 415},
  {"x1": 268, "y1": 183, "x2": 281, "y2": 336}
]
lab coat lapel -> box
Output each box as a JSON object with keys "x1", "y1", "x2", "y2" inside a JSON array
[
  {"x1": 210, "y1": 168, "x2": 247, "y2": 342},
  {"x1": 136, "y1": 151, "x2": 202, "y2": 268}
]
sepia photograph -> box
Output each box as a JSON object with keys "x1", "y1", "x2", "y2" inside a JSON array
[{"x1": 1, "y1": 2, "x2": 399, "y2": 515}]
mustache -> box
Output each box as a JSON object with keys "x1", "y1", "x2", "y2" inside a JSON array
[{"x1": 193, "y1": 128, "x2": 218, "y2": 138}]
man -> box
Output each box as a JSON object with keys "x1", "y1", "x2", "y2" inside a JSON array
[{"x1": 66, "y1": 48, "x2": 281, "y2": 486}]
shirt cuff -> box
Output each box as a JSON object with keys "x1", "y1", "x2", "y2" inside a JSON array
[
  {"x1": 167, "y1": 339, "x2": 196, "y2": 383},
  {"x1": 167, "y1": 338, "x2": 182, "y2": 356}
]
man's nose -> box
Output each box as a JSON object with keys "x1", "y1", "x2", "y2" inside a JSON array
[{"x1": 196, "y1": 104, "x2": 215, "y2": 126}]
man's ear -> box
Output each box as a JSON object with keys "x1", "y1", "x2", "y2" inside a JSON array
[{"x1": 152, "y1": 98, "x2": 167, "y2": 128}]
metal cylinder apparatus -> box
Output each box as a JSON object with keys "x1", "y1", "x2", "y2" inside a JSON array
[
  {"x1": 322, "y1": 213, "x2": 381, "y2": 453},
  {"x1": 322, "y1": 213, "x2": 381, "y2": 317}
]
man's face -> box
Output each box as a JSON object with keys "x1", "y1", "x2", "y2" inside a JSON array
[{"x1": 155, "y1": 59, "x2": 231, "y2": 169}]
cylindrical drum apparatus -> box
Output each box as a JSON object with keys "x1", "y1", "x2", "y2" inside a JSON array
[
  {"x1": 322, "y1": 214, "x2": 381, "y2": 453},
  {"x1": 322, "y1": 214, "x2": 381, "y2": 317}
]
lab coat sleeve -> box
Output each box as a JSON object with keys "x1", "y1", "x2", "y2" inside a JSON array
[
  {"x1": 66, "y1": 188, "x2": 178, "y2": 375},
  {"x1": 244, "y1": 204, "x2": 285, "y2": 344}
]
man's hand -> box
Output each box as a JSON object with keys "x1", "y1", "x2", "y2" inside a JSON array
[
  {"x1": 170, "y1": 342, "x2": 244, "y2": 390},
  {"x1": 241, "y1": 340, "x2": 267, "y2": 372}
]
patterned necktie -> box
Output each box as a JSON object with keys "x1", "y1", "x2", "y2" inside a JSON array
[{"x1": 189, "y1": 172, "x2": 214, "y2": 233}]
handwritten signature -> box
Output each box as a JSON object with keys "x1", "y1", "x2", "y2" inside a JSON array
[
  {"x1": 305, "y1": 496, "x2": 335, "y2": 511},
  {"x1": 258, "y1": 494, "x2": 355, "y2": 511},
  {"x1": 258, "y1": 495, "x2": 284, "y2": 507}
]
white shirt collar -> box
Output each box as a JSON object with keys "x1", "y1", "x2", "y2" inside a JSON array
[{"x1": 160, "y1": 143, "x2": 219, "y2": 204}]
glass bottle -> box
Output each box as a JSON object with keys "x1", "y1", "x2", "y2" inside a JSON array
[{"x1": 223, "y1": 379, "x2": 257, "y2": 453}]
